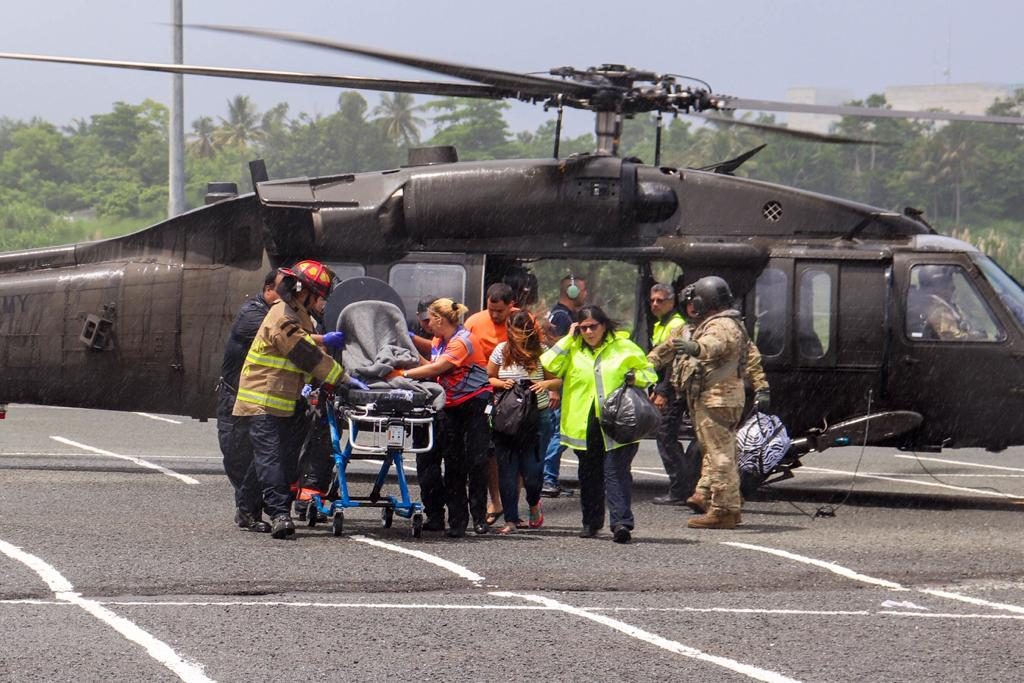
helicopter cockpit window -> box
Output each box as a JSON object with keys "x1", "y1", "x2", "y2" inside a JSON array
[
  {"x1": 323, "y1": 262, "x2": 365, "y2": 287},
  {"x1": 797, "y1": 269, "x2": 831, "y2": 359},
  {"x1": 753, "y1": 268, "x2": 787, "y2": 357},
  {"x1": 970, "y1": 253, "x2": 1024, "y2": 330},
  {"x1": 906, "y1": 264, "x2": 1005, "y2": 342},
  {"x1": 389, "y1": 263, "x2": 467, "y2": 321}
]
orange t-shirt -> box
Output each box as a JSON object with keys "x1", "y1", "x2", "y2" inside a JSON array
[{"x1": 464, "y1": 310, "x2": 509, "y2": 364}]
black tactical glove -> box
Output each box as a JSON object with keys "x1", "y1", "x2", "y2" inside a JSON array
[
  {"x1": 672, "y1": 338, "x2": 700, "y2": 357},
  {"x1": 755, "y1": 389, "x2": 771, "y2": 413}
]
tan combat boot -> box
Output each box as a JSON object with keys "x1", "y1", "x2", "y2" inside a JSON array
[
  {"x1": 687, "y1": 508, "x2": 740, "y2": 529},
  {"x1": 685, "y1": 491, "x2": 708, "y2": 514}
]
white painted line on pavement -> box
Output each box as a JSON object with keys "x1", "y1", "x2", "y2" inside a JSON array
[
  {"x1": 723, "y1": 541, "x2": 1024, "y2": 615},
  {"x1": 721, "y1": 542, "x2": 908, "y2": 591},
  {"x1": 799, "y1": 466, "x2": 1022, "y2": 499},
  {"x1": 0, "y1": 538, "x2": 213, "y2": 683},
  {"x1": 0, "y1": 451, "x2": 220, "y2": 462},
  {"x1": 892, "y1": 454, "x2": 1024, "y2": 473},
  {"x1": 349, "y1": 535, "x2": 485, "y2": 585},
  {"x1": 49, "y1": 436, "x2": 200, "y2": 485},
  {"x1": 133, "y1": 412, "x2": 183, "y2": 425},
  {"x1": 492, "y1": 591, "x2": 801, "y2": 683},
  {"x1": 878, "y1": 610, "x2": 1024, "y2": 620}
]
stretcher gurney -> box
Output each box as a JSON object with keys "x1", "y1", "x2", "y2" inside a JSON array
[{"x1": 305, "y1": 278, "x2": 443, "y2": 538}]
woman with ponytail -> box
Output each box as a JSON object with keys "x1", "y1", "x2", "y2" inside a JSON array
[{"x1": 402, "y1": 298, "x2": 493, "y2": 537}]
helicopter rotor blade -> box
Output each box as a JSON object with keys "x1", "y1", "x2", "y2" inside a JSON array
[
  {"x1": 0, "y1": 51, "x2": 514, "y2": 99},
  {"x1": 692, "y1": 113, "x2": 899, "y2": 145},
  {"x1": 725, "y1": 97, "x2": 1024, "y2": 126},
  {"x1": 190, "y1": 24, "x2": 600, "y2": 100}
]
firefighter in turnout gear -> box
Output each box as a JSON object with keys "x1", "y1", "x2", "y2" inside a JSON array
[
  {"x1": 652, "y1": 276, "x2": 749, "y2": 529},
  {"x1": 233, "y1": 260, "x2": 350, "y2": 539}
]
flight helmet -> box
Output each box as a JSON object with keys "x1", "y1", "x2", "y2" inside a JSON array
[{"x1": 686, "y1": 276, "x2": 734, "y2": 318}]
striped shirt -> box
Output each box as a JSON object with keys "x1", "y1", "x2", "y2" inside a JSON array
[{"x1": 490, "y1": 342, "x2": 549, "y2": 410}]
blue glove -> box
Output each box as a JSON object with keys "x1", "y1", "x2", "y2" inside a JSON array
[
  {"x1": 347, "y1": 376, "x2": 370, "y2": 391},
  {"x1": 301, "y1": 384, "x2": 314, "y2": 399},
  {"x1": 322, "y1": 331, "x2": 346, "y2": 350}
]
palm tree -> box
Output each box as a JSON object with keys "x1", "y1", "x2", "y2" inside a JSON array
[
  {"x1": 188, "y1": 116, "x2": 218, "y2": 158},
  {"x1": 373, "y1": 93, "x2": 425, "y2": 147},
  {"x1": 216, "y1": 95, "x2": 263, "y2": 148}
]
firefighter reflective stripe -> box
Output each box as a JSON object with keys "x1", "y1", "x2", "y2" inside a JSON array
[
  {"x1": 244, "y1": 350, "x2": 304, "y2": 375},
  {"x1": 235, "y1": 387, "x2": 297, "y2": 413},
  {"x1": 324, "y1": 360, "x2": 343, "y2": 385}
]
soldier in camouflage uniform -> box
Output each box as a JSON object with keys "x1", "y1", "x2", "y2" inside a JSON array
[{"x1": 647, "y1": 276, "x2": 766, "y2": 529}]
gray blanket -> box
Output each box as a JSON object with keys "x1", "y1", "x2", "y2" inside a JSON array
[{"x1": 339, "y1": 300, "x2": 445, "y2": 411}]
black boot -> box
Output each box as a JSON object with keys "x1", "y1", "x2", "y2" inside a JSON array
[{"x1": 271, "y1": 514, "x2": 296, "y2": 539}]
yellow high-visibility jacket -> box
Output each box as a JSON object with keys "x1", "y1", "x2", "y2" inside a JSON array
[
  {"x1": 541, "y1": 330, "x2": 657, "y2": 451},
  {"x1": 651, "y1": 311, "x2": 685, "y2": 347},
  {"x1": 233, "y1": 299, "x2": 344, "y2": 417}
]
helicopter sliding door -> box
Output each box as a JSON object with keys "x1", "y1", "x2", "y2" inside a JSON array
[
  {"x1": 749, "y1": 255, "x2": 890, "y2": 437},
  {"x1": 890, "y1": 252, "x2": 1024, "y2": 450}
]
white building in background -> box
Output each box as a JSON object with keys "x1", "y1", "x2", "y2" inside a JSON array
[{"x1": 783, "y1": 83, "x2": 1021, "y2": 134}]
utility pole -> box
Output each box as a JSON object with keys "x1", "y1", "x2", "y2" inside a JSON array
[{"x1": 168, "y1": 0, "x2": 186, "y2": 216}]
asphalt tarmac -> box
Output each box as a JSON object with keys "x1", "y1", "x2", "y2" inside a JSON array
[{"x1": 1, "y1": 404, "x2": 1023, "y2": 682}]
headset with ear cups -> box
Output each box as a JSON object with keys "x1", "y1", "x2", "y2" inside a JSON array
[{"x1": 566, "y1": 273, "x2": 580, "y2": 299}]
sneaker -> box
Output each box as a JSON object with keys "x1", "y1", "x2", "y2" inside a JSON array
[
  {"x1": 540, "y1": 483, "x2": 561, "y2": 498},
  {"x1": 271, "y1": 514, "x2": 296, "y2": 539},
  {"x1": 234, "y1": 508, "x2": 256, "y2": 529},
  {"x1": 612, "y1": 526, "x2": 632, "y2": 544}
]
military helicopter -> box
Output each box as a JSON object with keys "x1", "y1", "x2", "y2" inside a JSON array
[{"x1": 3, "y1": 26, "x2": 1024, "y2": 491}]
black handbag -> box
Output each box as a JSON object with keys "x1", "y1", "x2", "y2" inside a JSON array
[
  {"x1": 600, "y1": 383, "x2": 660, "y2": 444},
  {"x1": 492, "y1": 379, "x2": 539, "y2": 439}
]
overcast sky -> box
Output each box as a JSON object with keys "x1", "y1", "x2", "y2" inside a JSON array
[{"x1": 1, "y1": 0, "x2": 1021, "y2": 137}]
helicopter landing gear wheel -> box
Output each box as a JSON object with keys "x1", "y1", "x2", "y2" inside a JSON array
[
  {"x1": 331, "y1": 511, "x2": 344, "y2": 537},
  {"x1": 381, "y1": 507, "x2": 394, "y2": 529},
  {"x1": 411, "y1": 513, "x2": 423, "y2": 538}
]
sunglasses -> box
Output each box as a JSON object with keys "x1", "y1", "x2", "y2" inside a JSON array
[
  {"x1": 578, "y1": 323, "x2": 602, "y2": 332},
  {"x1": 650, "y1": 297, "x2": 670, "y2": 304}
]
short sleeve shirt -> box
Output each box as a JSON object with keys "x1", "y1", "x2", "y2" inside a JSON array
[
  {"x1": 432, "y1": 327, "x2": 491, "y2": 407},
  {"x1": 463, "y1": 310, "x2": 509, "y2": 362},
  {"x1": 490, "y1": 341, "x2": 549, "y2": 410},
  {"x1": 547, "y1": 303, "x2": 574, "y2": 339}
]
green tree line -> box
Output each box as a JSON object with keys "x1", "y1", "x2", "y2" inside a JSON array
[{"x1": 2, "y1": 89, "x2": 1023, "y2": 277}]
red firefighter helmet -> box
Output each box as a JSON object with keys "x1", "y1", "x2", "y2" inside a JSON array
[{"x1": 280, "y1": 260, "x2": 333, "y2": 299}]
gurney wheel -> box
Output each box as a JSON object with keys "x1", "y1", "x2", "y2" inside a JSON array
[
  {"x1": 411, "y1": 513, "x2": 423, "y2": 538},
  {"x1": 381, "y1": 507, "x2": 394, "y2": 529},
  {"x1": 331, "y1": 511, "x2": 344, "y2": 537}
]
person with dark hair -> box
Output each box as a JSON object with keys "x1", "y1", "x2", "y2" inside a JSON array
[
  {"x1": 541, "y1": 305, "x2": 657, "y2": 543},
  {"x1": 410, "y1": 294, "x2": 438, "y2": 357},
  {"x1": 502, "y1": 267, "x2": 539, "y2": 310},
  {"x1": 217, "y1": 269, "x2": 282, "y2": 533},
  {"x1": 465, "y1": 282, "x2": 517, "y2": 526},
  {"x1": 487, "y1": 311, "x2": 561, "y2": 535},
  {"x1": 233, "y1": 260, "x2": 361, "y2": 539},
  {"x1": 402, "y1": 298, "x2": 493, "y2": 537}
]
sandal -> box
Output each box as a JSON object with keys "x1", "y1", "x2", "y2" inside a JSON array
[
  {"x1": 515, "y1": 520, "x2": 530, "y2": 529},
  {"x1": 498, "y1": 523, "x2": 516, "y2": 536},
  {"x1": 529, "y1": 502, "x2": 544, "y2": 529},
  {"x1": 485, "y1": 510, "x2": 504, "y2": 525}
]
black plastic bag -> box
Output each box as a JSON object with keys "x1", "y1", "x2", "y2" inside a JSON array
[
  {"x1": 492, "y1": 379, "x2": 539, "y2": 441},
  {"x1": 600, "y1": 383, "x2": 660, "y2": 444}
]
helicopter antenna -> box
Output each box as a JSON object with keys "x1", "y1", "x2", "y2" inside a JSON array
[
  {"x1": 654, "y1": 110, "x2": 664, "y2": 166},
  {"x1": 552, "y1": 95, "x2": 564, "y2": 159}
]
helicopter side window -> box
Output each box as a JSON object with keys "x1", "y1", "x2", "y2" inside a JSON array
[
  {"x1": 753, "y1": 268, "x2": 787, "y2": 357},
  {"x1": 797, "y1": 269, "x2": 831, "y2": 359},
  {"x1": 389, "y1": 263, "x2": 467, "y2": 322},
  {"x1": 970, "y1": 254, "x2": 1024, "y2": 331},
  {"x1": 906, "y1": 264, "x2": 1005, "y2": 342}
]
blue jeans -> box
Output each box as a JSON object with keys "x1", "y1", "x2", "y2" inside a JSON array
[
  {"x1": 543, "y1": 406, "x2": 566, "y2": 487},
  {"x1": 496, "y1": 409, "x2": 553, "y2": 523}
]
